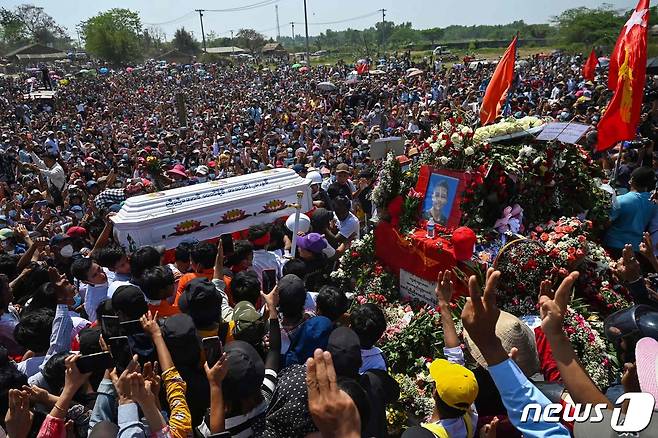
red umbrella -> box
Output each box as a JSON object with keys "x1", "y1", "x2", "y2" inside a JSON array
[{"x1": 299, "y1": 66, "x2": 309, "y2": 73}]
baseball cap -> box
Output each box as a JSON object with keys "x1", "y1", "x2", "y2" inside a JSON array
[
  {"x1": 0, "y1": 228, "x2": 14, "y2": 241},
  {"x1": 463, "y1": 311, "x2": 540, "y2": 377},
  {"x1": 223, "y1": 341, "x2": 266, "y2": 402},
  {"x1": 452, "y1": 227, "x2": 477, "y2": 261},
  {"x1": 111, "y1": 285, "x2": 148, "y2": 320},
  {"x1": 306, "y1": 171, "x2": 322, "y2": 185},
  {"x1": 327, "y1": 327, "x2": 362, "y2": 378},
  {"x1": 160, "y1": 313, "x2": 201, "y2": 367},
  {"x1": 178, "y1": 278, "x2": 222, "y2": 327},
  {"x1": 296, "y1": 233, "x2": 328, "y2": 254},
  {"x1": 49, "y1": 234, "x2": 70, "y2": 247},
  {"x1": 86, "y1": 180, "x2": 98, "y2": 189},
  {"x1": 278, "y1": 274, "x2": 306, "y2": 305},
  {"x1": 232, "y1": 301, "x2": 264, "y2": 344},
  {"x1": 66, "y1": 226, "x2": 87, "y2": 239},
  {"x1": 285, "y1": 213, "x2": 311, "y2": 234},
  {"x1": 428, "y1": 358, "x2": 478, "y2": 410},
  {"x1": 604, "y1": 305, "x2": 658, "y2": 343},
  {"x1": 636, "y1": 337, "x2": 658, "y2": 404},
  {"x1": 335, "y1": 163, "x2": 350, "y2": 174}
]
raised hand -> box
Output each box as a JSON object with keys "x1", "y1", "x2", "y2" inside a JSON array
[
  {"x1": 538, "y1": 272, "x2": 579, "y2": 338},
  {"x1": 435, "y1": 270, "x2": 454, "y2": 305},
  {"x1": 204, "y1": 353, "x2": 229, "y2": 387},
  {"x1": 306, "y1": 349, "x2": 360, "y2": 438},
  {"x1": 612, "y1": 244, "x2": 642, "y2": 283},
  {"x1": 139, "y1": 310, "x2": 161, "y2": 338},
  {"x1": 5, "y1": 389, "x2": 33, "y2": 438}
]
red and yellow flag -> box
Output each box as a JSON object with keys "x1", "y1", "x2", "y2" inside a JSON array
[
  {"x1": 597, "y1": 0, "x2": 649, "y2": 152},
  {"x1": 480, "y1": 36, "x2": 517, "y2": 126},
  {"x1": 582, "y1": 48, "x2": 598, "y2": 82}
]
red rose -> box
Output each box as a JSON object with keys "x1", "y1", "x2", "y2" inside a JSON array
[
  {"x1": 540, "y1": 233, "x2": 549, "y2": 242},
  {"x1": 351, "y1": 251, "x2": 359, "y2": 258}
]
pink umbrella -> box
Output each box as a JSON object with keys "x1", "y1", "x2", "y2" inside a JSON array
[
  {"x1": 126, "y1": 67, "x2": 134, "y2": 73},
  {"x1": 299, "y1": 66, "x2": 309, "y2": 73}
]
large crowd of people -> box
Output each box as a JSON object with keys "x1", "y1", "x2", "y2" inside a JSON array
[{"x1": 1, "y1": 48, "x2": 658, "y2": 438}]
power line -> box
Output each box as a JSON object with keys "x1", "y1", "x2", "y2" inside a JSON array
[
  {"x1": 292, "y1": 10, "x2": 380, "y2": 26},
  {"x1": 204, "y1": 0, "x2": 280, "y2": 13},
  {"x1": 143, "y1": 11, "x2": 196, "y2": 26}
]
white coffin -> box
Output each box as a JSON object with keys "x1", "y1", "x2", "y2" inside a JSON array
[{"x1": 111, "y1": 168, "x2": 312, "y2": 250}]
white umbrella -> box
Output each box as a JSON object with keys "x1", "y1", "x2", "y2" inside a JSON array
[
  {"x1": 407, "y1": 68, "x2": 423, "y2": 78},
  {"x1": 369, "y1": 69, "x2": 386, "y2": 75},
  {"x1": 406, "y1": 67, "x2": 417, "y2": 73},
  {"x1": 317, "y1": 81, "x2": 337, "y2": 91}
]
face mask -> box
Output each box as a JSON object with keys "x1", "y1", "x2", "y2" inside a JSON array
[
  {"x1": 60, "y1": 244, "x2": 74, "y2": 258},
  {"x1": 197, "y1": 176, "x2": 207, "y2": 183},
  {"x1": 8, "y1": 210, "x2": 17, "y2": 219},
  {"x1": 313, "y1": 151, "x2": 321, "y2": 158}
]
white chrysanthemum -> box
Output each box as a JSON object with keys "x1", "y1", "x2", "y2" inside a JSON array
[{"x1": 464, "y1": 146, "x2": 475, "y2": 156}]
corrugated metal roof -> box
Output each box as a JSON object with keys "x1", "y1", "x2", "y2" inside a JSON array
[{"x1": 205, "y1": 46, "x2": 246, "y2": 54}]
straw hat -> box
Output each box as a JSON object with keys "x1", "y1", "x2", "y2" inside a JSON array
[{"x1": 463, "y1": 310, "x2": 540, "y2": 377}]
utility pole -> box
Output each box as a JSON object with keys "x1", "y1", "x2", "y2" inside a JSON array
[
  {"x1": 231, "y1": 30, "x2": 234, "y2": 54},
  {"x1": 303, "y1": 0, "x2": 310, "y2": 63},
  {"x1": 379, "y1": 8, "x2": 386, "y2": 55},
  {"x1": 195, "y1": 9, "x2": 207, "y2": 53},
  {"x1": 275, "y1": 5, "x2": 281, "y2": 41},
  {"x1": 290, "y1": 22, "x2": 295, "y2": 40}
]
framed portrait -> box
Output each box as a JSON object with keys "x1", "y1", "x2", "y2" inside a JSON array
[{"x1": 415, "y1": 165, "x2": 472, "y2": 229}]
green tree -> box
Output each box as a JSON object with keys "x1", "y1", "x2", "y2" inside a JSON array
[
  {"x1": 0, "y1": 4, "x2": 69, "y2": 47},
  {"x1": 421, "y1": 28, "x2": 444, "y2": 46},
  {"x1": 551, "y1": 4, "x2": 625, "y2": 47},
  {"x1": 235, "y1": 28, "x2": 265, "y2": 53},
  {"x1": 81, "y1": 8, "x2": 142, "y2": 65},
  {"x1": 172, "y1": 27, "x2": 199, "y2": 54}
]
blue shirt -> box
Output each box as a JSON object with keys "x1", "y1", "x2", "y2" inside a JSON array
[
  {"x1": 488, "y1": 359, "x2": 570, "y2": 437},
  {"x1": 604, "y1": 191, "x2": 657, "y2": 250}
]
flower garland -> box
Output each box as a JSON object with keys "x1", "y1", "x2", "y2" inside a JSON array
[
  {"x1": 564, "y1": 308, "x2": 617, "y2": 389},
  {"x1": 371, "y1": 152, "x2": 401, "y2": 210},
  {"x1": 473, "y1": 116, "x2": 544, "y2": 143}
]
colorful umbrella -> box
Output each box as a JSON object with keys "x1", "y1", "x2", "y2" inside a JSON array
[
  {"x1": 291, "y1": 63, "x2": 302, "y2": 68},
  {"x1": 317, "y1": 81, "x2": 336, "y2": 91}
]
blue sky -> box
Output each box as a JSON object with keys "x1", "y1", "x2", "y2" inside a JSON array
[{"x1": 3, "y1": 0, "x2": 639, "y2": 40}]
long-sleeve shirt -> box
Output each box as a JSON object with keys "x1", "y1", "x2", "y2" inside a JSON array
[
  {"x1": 37, "y1": 415, "x2": 66, "y2": 438},
  {"x1": 30, "y1": 151, "x2": 66, "y2": 191},
  {"x1": 28, "y1": 304, "x2": 73, "y2": 387},
  {"x1": 212, "y1": 278, "x2": 234, "y2": 322},
  {"x1": 89, "y1": 378, "x2": 117, "y2": 434},
  {"x1": 488, "y1": 358, "x2": 570, "y2": 437},
  {"x1": 162, "y1": 367, "x2": 193, "y2": 438}
]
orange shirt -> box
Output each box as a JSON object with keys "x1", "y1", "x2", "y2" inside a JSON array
[
  {"x1": 174, "y1": 269, "x2": 215, "y2": 305},
  {"x1": 148, "y1": 298, "x2": 180, "y2": 319}
]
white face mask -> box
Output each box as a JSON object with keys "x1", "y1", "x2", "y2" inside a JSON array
[{"x1": 60, "y1": 244, "x2": 74, "y2": 258}]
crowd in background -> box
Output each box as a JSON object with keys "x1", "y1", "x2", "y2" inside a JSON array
[{"x1": 1, "y1": 50, "x2": 658, "y2": 438}]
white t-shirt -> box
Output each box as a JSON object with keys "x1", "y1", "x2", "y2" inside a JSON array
[{"x1": 335, "y1": 212, "x2": 360, "y2": 240}]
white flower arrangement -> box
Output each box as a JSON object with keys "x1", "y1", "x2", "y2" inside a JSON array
[{"x1": 473, "y1": 116, "x2": 544, "y2": 143}]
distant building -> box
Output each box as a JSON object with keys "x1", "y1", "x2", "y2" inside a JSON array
[
  {"x1": 262, "y1": 42, "x2": 287, "y2": 56},
  {"x1": 159, "y1": 49, "x2": 195, "y2": 64},
  {"x1": 205, "y1": 46, "x2": 247, "y2": 56},
  {"x1": 5, "y1": 43, "x2": 67, "y2": 63}
]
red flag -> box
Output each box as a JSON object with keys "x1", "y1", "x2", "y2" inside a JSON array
[
  {"x1": 608, "y1": 0, "x2": 650, "y2": 91},
  {"x1": 480, "y1": 36, "x2": 517, "y2": 126},
  {"x1": 597, "y1": 0, "x2": 650, "y2": 151},
  {"x1": 582, "y1": 49, "x2": 598, "y2": 81}
]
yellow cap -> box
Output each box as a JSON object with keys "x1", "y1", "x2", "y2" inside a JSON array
[{"x1": 429, "y1": 359, "x2": 478, "y2": 410}]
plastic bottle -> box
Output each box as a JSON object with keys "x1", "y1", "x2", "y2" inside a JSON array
[{"x1": 426, "y1": 217, "x2": 436, "y2": 239}]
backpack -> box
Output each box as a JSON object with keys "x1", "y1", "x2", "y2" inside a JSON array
[
  {"x1": 282, "y1": 316, "x2": 333, "y2": 368},
  {"x1": 422, "y1": 412, "x2": 474, "y2": 438}
]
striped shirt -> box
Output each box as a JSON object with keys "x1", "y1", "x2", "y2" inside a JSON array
[{"x1": 197, "y1": 369, "x2": 278, "y2": 438}]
